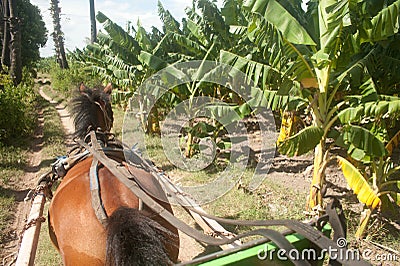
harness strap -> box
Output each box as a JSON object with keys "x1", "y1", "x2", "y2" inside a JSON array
[
  {"x1": 325, "y1": 197, "x2": 347, "y2": 241},
  {"x1": 89, "y1": 157, "x2": 108, "y2": 226},
  {"x1": 79, "y1": 132, "x2": 370, "y2": 266}
]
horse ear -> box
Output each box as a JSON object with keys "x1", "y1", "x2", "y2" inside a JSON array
[
  {"x1": 79, "y1": 83, "x2": 87, "y2": 92},
  {"x1": 104, "y1": 83, "x2": 113, "y2": 94}
]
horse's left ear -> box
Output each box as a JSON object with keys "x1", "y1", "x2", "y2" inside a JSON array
[
  {"x1": 79, "y1": 83, "x2": 87, "y2": 93},
  {"x1": 104, "y1": 83, "x2": 113, "y2": 94}
]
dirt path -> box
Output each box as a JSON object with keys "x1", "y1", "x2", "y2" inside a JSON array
[
  {"x1": 38, "y1": 88, "x2": 75, "y2": 147},
  {"x1": 1, "y1": 101, "x2": 47, "y2": 264}
]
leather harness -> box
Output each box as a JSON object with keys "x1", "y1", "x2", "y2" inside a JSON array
[{"x1": 33, "y1": 130, "x2": 370, "y2": 266}]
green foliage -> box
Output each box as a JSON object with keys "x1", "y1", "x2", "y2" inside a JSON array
[
  {"x1": 47, "y1": 59, "x2": 101, "y2": 95},
  {"x1": 0, "y1": 72, "x2": 37, "y2": 144},
  {"x1": 336, "y1": 125, "x2": 388, "y2": 162},
  {"x1": 278, "y1": 126, "x2": 323, "y2": 156},
  {"x1": 16, "y1": 0, "x2": 48, "y2": 68},
  {"x1": 36, "y1": 57, "x2": 54, "y2": 73},
  {"x1": 69, "y1": 0, "x2": 400, "y2": 220}
]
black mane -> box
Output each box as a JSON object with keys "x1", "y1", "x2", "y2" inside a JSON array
[
  {"x1": 106, "y1": 206, "x2": 173, "y2": 265},
  {"x1": 70, "y1": 87, "x2": 114, "y2": 139}
]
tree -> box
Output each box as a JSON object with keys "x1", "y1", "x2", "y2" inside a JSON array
[
  {"x1": 8, "y1": 0, "x2": 22, "y2": 84},
  {"x1": 1, "y1": 0, "x2": 47, "y2": 79},
  {"x1": 1, "y1": 0, "x2": 10, "y2": 68},
  {"x1": 17, "y1": 0, "x2": 47, "y2": 68},
  {"x1": 89, "y1": 0, "x2": 96, "y2": 43},
  {"x1": 50, "y1": 0, "x2": 68, "y2": 69},
  {"x1": 0, "y1": 1, "x2": 4, "y2": 73}
]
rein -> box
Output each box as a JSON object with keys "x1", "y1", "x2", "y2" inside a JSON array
[
  {"x1": 78, "y1": 131, "x2": 369, "y2": 266},
  {"x1": 30, "y1": 130, "x2": 369, "y2": 266}
]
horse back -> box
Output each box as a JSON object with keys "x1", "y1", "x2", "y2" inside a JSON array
[{"x1": 49, "y1": 156, "x2": 178, "y2": 264}]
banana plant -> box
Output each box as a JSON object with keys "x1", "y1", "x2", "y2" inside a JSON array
[
  {"x1": 221, "y1": 0, "x2": 400, "y2": 211},
  {"x1": 73, "y1": 10, "x2": 180, "y2": 133},
  {"x1": 335, "y1": 129, "x2": 400, "y2": 239}
]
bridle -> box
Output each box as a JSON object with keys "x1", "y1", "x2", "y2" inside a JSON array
[
  {"x1": 81, "y1": 91, "x2": 113, "y2": 132},
  {"x1": 94, "y1": 100, "x2": 113, "y2": 132}
]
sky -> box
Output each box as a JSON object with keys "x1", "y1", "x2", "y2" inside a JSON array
[{"x1": 30, "y1": 0, "x2": 222, "y2": 57}]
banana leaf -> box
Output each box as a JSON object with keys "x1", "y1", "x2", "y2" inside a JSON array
[
  {"x1": 278, "y1": 126, "x2": 323, "y2": 156},
  {"x1": 336, "y1": 125, "x2": 387, "y2": 162},
  {"x1": 337, "y1": 156, "x2": 380, "y2": 209}
]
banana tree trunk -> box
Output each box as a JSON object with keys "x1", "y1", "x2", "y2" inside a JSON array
[
  {"x1": 185, "y1": 121, "x2": 194, "y2": 158},
  {"x1": 355, "y1": 208, "x2": 372, "y2": 239},
  {"x1": 147, "y1": 106, "x2": 160, "y2": 135},
  {"x1": 307, "y1": 140, "x2": 325, "y2": 210}
]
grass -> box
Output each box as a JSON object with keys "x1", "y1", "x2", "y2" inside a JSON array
[
  {"x1": 0, "y1": 145, "x2": 27, "y2": 185},
  {"x1": 35, "y1": 203, "x2": 62, "y2": 265},
  {"x1": 39, "y1": 97, "x2": 67, "y2": 159},
  {"x1": 143, "y1": 134, "x2": 308, "y2": 237},
  {"x1": 0, "y1": 187, "x2": 14, "y2": 244}
]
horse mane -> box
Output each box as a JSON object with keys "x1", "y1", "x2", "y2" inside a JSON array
[
  {"x1": 105, "y1": 206, "x2": 175, "y2": 266},
  {"x1": 70, "y1": 86, "x2": 113, "y2": 139}
]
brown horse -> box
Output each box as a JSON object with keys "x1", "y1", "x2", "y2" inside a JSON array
[{"x1": 48, "y1": 84, "x2": 179, "y2": 265}]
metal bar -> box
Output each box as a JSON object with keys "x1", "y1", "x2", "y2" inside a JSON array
[{"x1": 150, "y1": 170, "x2": 242, "y2": 250}]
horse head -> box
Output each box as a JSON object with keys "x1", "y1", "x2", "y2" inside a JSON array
[{"x1": 71, "y1": 83, "x2": 114, "y2": 140}]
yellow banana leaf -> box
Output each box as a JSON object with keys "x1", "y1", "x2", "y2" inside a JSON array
[
  {"x1": 276, "y1": 111, "x2": 294, "y2": 146},
  {"x1": 337, "y1": 156, "x2": 381, "y2": 209}
]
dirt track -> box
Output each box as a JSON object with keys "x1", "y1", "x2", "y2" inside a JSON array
[{"x1": 1, "y1": 109, "x2": 44, "y2": 265}]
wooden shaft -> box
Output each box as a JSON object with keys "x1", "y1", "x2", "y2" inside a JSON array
[{"x1": 15, "y1": 194, "x2": 46, "y2": 266}]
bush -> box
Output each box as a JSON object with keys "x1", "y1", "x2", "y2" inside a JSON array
[
  {"x1": 46, "y1": 58, "x2": 102, "y2": 95},
  {"x1": 0, "y1": 72, "x2": 37, "y2": 144}
]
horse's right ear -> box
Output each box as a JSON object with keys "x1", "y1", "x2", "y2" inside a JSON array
[
  {"x1": 79, "y1": 83, "x2": 87, "y2": 93},
  {"x1": 104, "y1": 83, "x2": 113, "y2": 94}
]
